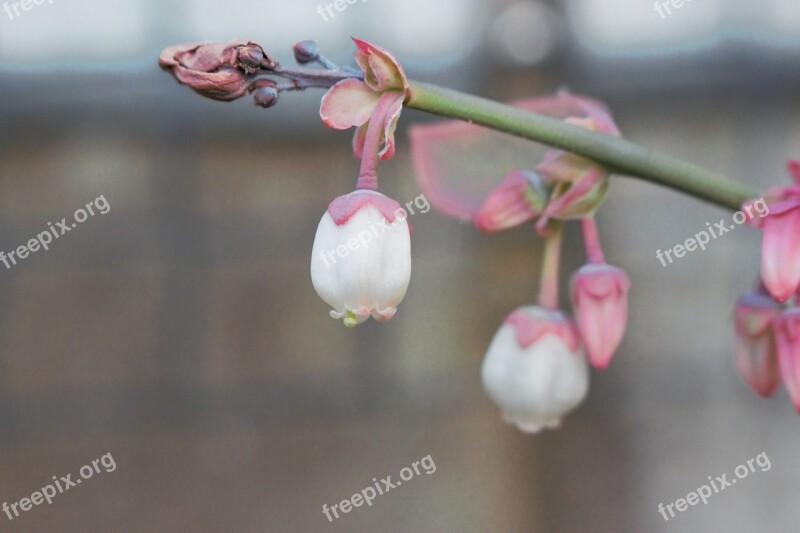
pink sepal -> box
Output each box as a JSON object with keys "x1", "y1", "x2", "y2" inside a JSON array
[
  {"x1": 504, "y1": 308, "x2": 581, "y2": 352},
  {"x1": 327, "y1": 190, "x2": 404, "y2": 226}
]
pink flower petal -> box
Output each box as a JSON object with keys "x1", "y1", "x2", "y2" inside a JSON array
[
  {"x1": 352, "y1": 37, "x2": 409, "y2": 94},
  {"x1": 474, "y1": 169, "x2": 546, "y2": 232},
  {"x1": 761, "y1": 203, "x2": 800, "y2": 302},
  {"x1": 352, "y1": 123, "x2": 368, "y2": 159},
  {"x1": 378, "y1": 92, "x2": 405, "y2": 160},
  {"x1": 319, "y1": 79, "x2": 380, "y2": 130}
]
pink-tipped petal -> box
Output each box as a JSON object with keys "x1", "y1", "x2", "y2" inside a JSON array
[
  {"x1": 774, "y1": 308, "x2": 800, "y2": 411},
  {"x1": 760, "y1": 202, "x2": 800, "y2": 302},
  {"x1": 319, "y1": 79, "x2": 380, "y2": 130},
  {"x1": 474, "y1": 170, "x2": 547, "y2": 232},
  {"x1": 351, "y1": 37, "x2": 409, "y2": 94},
  {"x1": 535, "y1": 168, "x2": 609, "y2": 235},
  {"x1": 570, "y1": 263, "x2": 630, "y2": 369},
  {"x1": 378, "y1": 91, "x2": 405, "y2": 160}
]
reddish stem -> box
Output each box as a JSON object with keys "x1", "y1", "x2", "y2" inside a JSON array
[
  {"x1": 538, "y1": 222, "x2": 563, "y2": 310},
  {"x1": 581, "y1": 216, "x2": 606, "y2": 264},
  {"x1": 356, "y1": 93, "x2": 396, "y2": 191}
]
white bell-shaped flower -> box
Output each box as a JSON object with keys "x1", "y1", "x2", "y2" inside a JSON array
[
  {"x1": 481, "y1": 305, "x2": 589, "y2": 433},
  {"x1": 311, "y1": 190, "x2": 411, "y2": 327}
]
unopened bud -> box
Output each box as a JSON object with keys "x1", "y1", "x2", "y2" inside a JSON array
[
  {"x1": 293, "y1": 40, "x2": 319, "y2": 64},
  {"x1": 252, "y1": 83, "x2": 279, "y2": 108},
  {"x1": 734, "y1": 291, "x2": 782, "y2": 397},
  {"x1": 570, "y1": 263, "x2": 630, "y2": 369},
  {"x1": 474, "y1": 169, "x2": 548, "y2": 232}
]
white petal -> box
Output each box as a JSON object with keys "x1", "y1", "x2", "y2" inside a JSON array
[
  {"x1": 481, "y1": 324, "x2": 589, "y2": 433},
  {"x1": 310, "y1": 199, "x2": 411, "y2": 324}
]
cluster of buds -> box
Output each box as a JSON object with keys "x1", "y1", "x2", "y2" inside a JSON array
[
  {"x1": 161, "y1": 38, "x2": 633, "y2": 433},
  {"x1": 159, "y1": 39, "x2": 363, "y2": 109},
  {"x1": 466, "y1": 96, "x2": 631, "y2": 432},
  {"x1": 735, "y1": 161, "x2": 800, "y2": 410}
]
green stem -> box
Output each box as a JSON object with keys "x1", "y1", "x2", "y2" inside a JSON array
[{"x1": 406, "y1": 81, "x2": 758, "y2": 211}]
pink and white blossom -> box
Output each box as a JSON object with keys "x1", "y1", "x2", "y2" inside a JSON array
[
  {"x1": 310, "y1": 190, "x2": 411, "y2": 327},
  {"x1": 480, "y1": 306, "x2": 589, "y2": 433}
]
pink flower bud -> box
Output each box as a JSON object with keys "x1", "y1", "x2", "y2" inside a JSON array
[
  {"x1": 774, "y1": 308, "x2": 800, "y2": 411},
  {"x1": 474, "y1": 170, "x2": 547, "y2": 232},
  {"x1": 570, "y1": 264, "x2": 630, "y2": 369},
  {"x1": 480, "y1": 306, "x2": 588, "y2": 433},
  {"x1": 760, "y1": 200, "x2": 800, "y2": 302},
  {"x1": 734, "y1": 291, "x2": 782, "y2": 398}
]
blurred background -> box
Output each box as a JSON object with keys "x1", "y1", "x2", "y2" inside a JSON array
[{"x1": 1, "y1": 0, "x2": 800, "y2": 531}]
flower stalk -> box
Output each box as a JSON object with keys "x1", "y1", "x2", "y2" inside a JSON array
[
  {"x1": 405, "y1": 82, "x2": 758, "y2": 211},
  {"x1": 538, "y1": 222, "x2": 563, "y2": 311},
  {"x1": 356, "y1": 93, "x2": 398, "y2": 191},
  {"x1": 160, "y1": 40, "x2": 759, "y2": 213}
]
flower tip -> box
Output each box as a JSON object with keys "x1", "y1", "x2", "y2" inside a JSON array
[
  {"x1": 787, "y1": 159, "x2": 800, "y2": 185},
  {"x1": 763, "y1": 282, "x2": 795, "y2": 303},
  {"x1": 589, "y1": 358, "x2": 612, "y2": 371}
]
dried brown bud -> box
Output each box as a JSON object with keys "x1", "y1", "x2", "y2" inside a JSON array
[
  {"x1": 236, "y1": 44, "x2": 267, "y2": 74},
  {"x1": 159, "y1": 40, "x2": 271, "y2": 101}
]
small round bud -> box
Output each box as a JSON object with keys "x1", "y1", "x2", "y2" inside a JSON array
[
  {"x1": 293, "y1": 40, "x2": 319, "y2": 64},
  {"x1": 253, "y1": 85, "x2": 279, "y2": 108}
]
